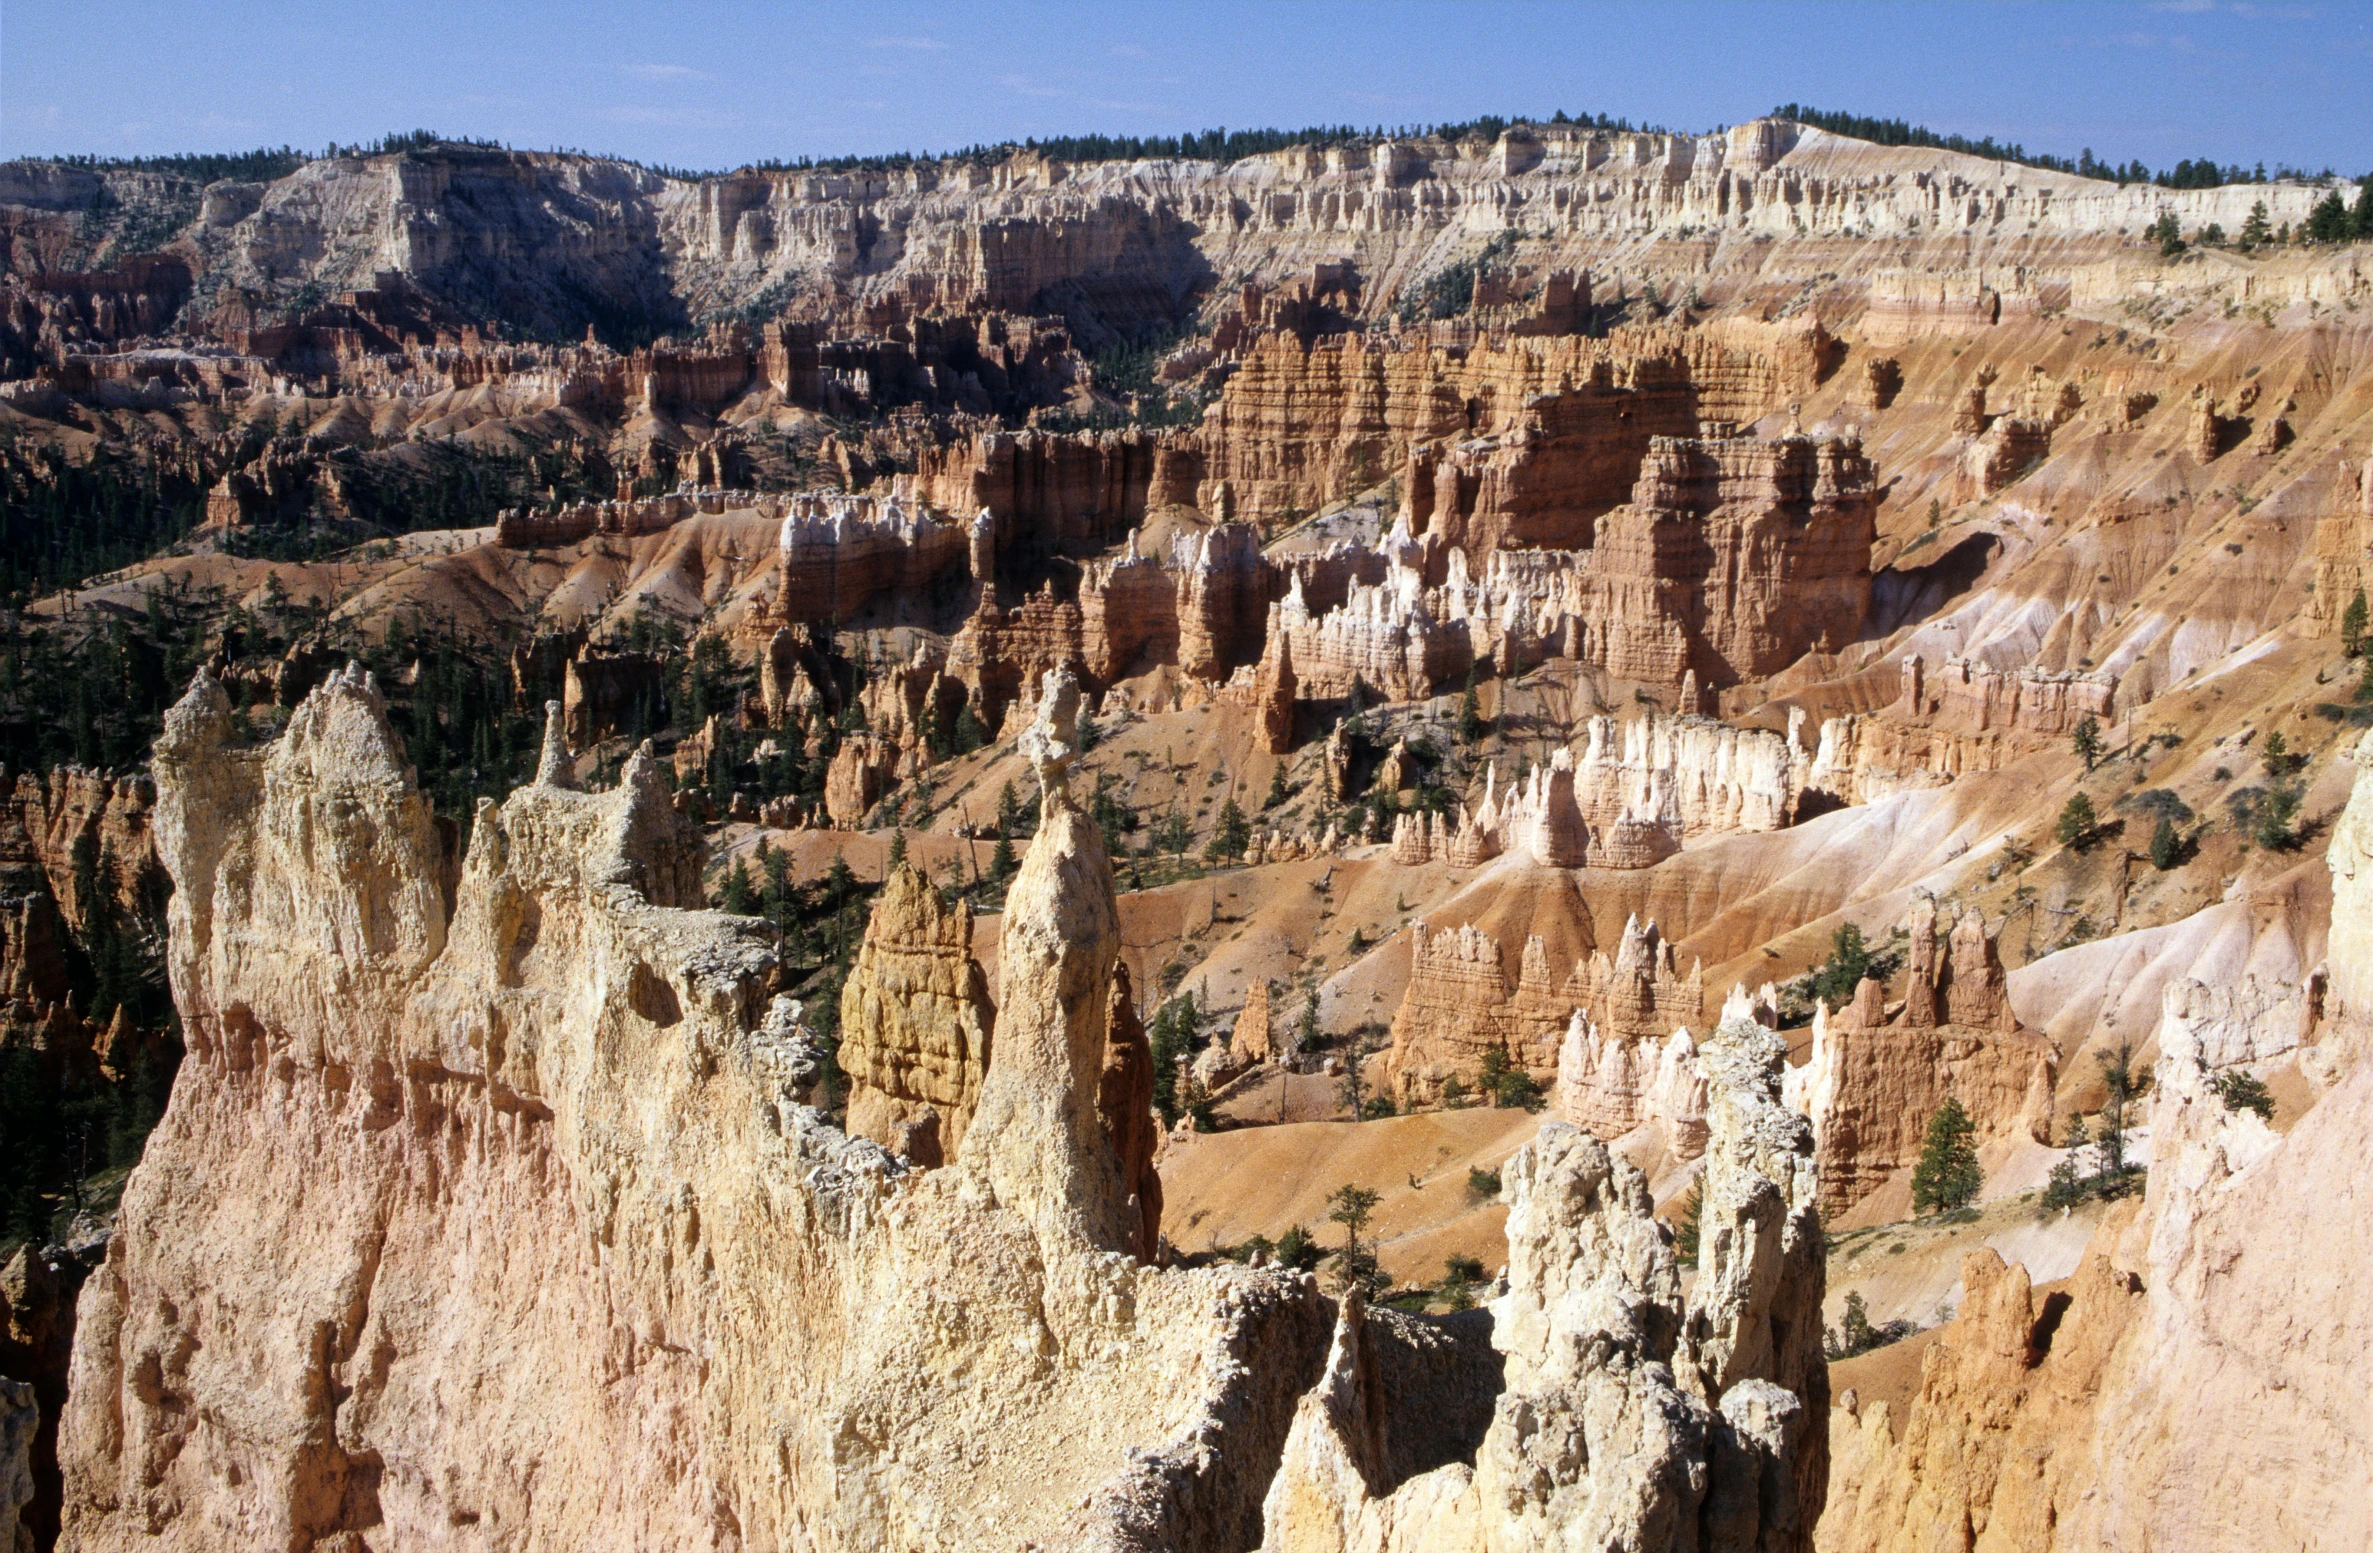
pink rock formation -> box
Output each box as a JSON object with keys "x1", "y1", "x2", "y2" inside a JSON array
[
  {"x1": 58, "y1": 666, "x2": 1333, "y2": 1550},
  {"x1": 1786, "y1": 897, "x2": 2056, "y2": 1220},
  {"x1": 1894, "y1": 652, "x2": 2117, "y2": 737},
  {"x1": 1579, "y1": 914, "x2": 1706, "y2": 1042},
  {"x1": 1262, "y1": 1001, "x2": 1824, "y2": 1552},
  {"x1": 838, "y1": 860, "x2": 996, "y2": 1165},
  {"x1": 1231, "y1": 979, "x2": 1275, "y2": 1066},
  {"x1": 560, "y1": 648, "x2": 665, "y2": 743},
  {"x1": 823, "y1": 733, "x2": 900, "y2": 827},
  {"x1": 1825, "y1": 741, "x2": 2373, "y2": 1549},
  {"x1": 1554, "y1": 1015, "x2": 1709, "y2": 1158}
]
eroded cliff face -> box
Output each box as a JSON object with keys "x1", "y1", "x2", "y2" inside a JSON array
[
  {"x1": 1262, "y1": 993, "x2": 1824, "y2": 1552},
  {"x1": 1817, "y1": 736, "x2": 2373, "y2": 1552},
  {"x1": 58, "y1": 666, "x2": 1336, "y2": 1551},
  {"x1": 838, "y1": 860, "x2": 995, "y2": 1164},
  {"x1": 1787, "y1": 900, "x2": 2056, "y2": 1222}
]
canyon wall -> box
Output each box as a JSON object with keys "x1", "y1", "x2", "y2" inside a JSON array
[
  {"x1": 1265, "y1": 994, "x2": 1825, "y2": 1551},
  {"x1": 57, "y1": 669, "x2": 1344, "y2": 1550},
  {"x1": 12, "y1": 122, "x2": 2344, "y2": 353},
  {"x1": 1786, "y1": 900, "x2": 2056, "y2": 1221},
  {"x1": 1818, "y1": 736, "x2": 2373, "y2": 1551}
]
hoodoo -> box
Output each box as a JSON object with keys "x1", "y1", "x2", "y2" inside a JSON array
[{"x1": 3, "y1": 37, "x2": 2371, "y2": 1552}]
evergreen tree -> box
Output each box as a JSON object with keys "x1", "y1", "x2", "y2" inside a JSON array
[
  {"x1": 1910, "y1": 1097, "x2": 1982, "y2": 1214},
  {"x1": 952, "y1": 704, "x2": 988, "y2": 754},
  {"x1": 1457, "y1": 664, "x2": 1484, "y2": 744},
  {"x1": 721, "y1": 858, "x2": 756, "y2": 914},
  {"x1": 2096, "y1": 1039, "x2": 2143, "y2": 1185},
  {"x1": 1326, "y1": 1184, "x2": 1386, "y2": 1299},
  {"x1": 996, "y1": 780, "x2": 1022, "y2": 838},
  {"x1": 1205, "y1": 798, "x2": 1251, "y2": 862},
  {"x1": 2055, "y1": 790, "x2": 2099, "y2": 850},
  {"x1": 1810, "y1": 921, "x2": 1873, "y2": 1007},
  {"x1": 2072, "y1": 714, "x2": 2103, "y2": 771},
  {"x1": 2240, "y1": 199, "x2": 2273, "y2": 249},
  {"x1": 1673, "y1": 1178, "x2": 1704, "y2": 1267},
  {"x1": 2307, "y1": 190, "x2": 2351, "y2": 244},
  {"x1": 886, "y1": 828, "x2": 907, "y2": 871},
  {"x1": 2355, "y1": 177, "x2": 2373, "y2": 239},
  {"x1": 2149, "y1": 813, "x2": 2181, "y2": 871},
  {"x1": 2344, "y1": 589, "x2": 2369, "y2": 657},
  {"x1": 1074, "y1": 704, "x2": 1098, "y2": 752},
  {"x1": 1148, "y1": 991, "x2": 1199, "y2": 1124},
  {"x1": 2210, "y1": 1069, "x2": 2276, "y2": 1120},
  {"x1": 1265, "y1": 761, "x2": 1289, "y2": 810},
  {"x1": 989, "y1": 833, "x2": 1018, "y2": 885}
]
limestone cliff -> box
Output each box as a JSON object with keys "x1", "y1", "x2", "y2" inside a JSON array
[
  {"x1": 58, "y1": 665, "x2": 1332, "y2": 1550},
  {"x1": 838, "y1": 860, "x2": 995, "y2": 1165},
  {"x1": 1818, "y1": 735, "x2": 2373, "y2": 1551},
  {"x1": 1261, "y1": 996, "x2": 1824, "y2": 1551}
]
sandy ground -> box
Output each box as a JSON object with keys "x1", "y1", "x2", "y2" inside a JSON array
[{"x1": 1157, "y1": 1106, "x2": 1544, "y2": 1285}]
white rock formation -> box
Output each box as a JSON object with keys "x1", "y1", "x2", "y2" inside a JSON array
[{"x1": 1261, "y1": 990, "x2": 1824, "y2": 1551}]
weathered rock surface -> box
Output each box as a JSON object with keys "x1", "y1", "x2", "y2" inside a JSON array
[
  {"x1": 1262, "y1": 995, "x2": 1824, "y2": 1551},
  {"x1": 56, "y1": 665, "x2": 1332, "y2": 1550},
  {"x1": 1786, "y1": 899, "x2": 2055, "y2": 1221},
  {"x1": 3, "y1": 1373, "x2": 32, "y2": 1553},
  {"x1": 838, "y1": 860, "x2": 996, "y2": 1164},
  {"x1": 1818, "y1": 734, "x2": 2373, "y2": 1551}
]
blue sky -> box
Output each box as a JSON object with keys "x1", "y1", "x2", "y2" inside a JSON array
[{"x1": 4, "y1": 1, "x2": 2368, "y2": 174}]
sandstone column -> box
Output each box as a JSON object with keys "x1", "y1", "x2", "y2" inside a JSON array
[{"x1": 956, "y1": 668, "x2": 1136, "y2": 1253}]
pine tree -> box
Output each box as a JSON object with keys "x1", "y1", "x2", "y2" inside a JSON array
[
  {"x1": 1457, "y1": 663, "x2": 1484, "y2": 744},
  {"x1": 2355, "y1": 176, "x2": 2373, "y2": 239},
  {"x1": 2149, "y1": 813, "x2": 2180, "y2": 870},
  {"x1": 2072, "y1": 714, "x2": 2103, "y2": 771},
  {"x1": 1205, "y1": 798, "x2": 1251, "y2": 862},
  {"x1": 2307, "y1": 190, "x2": 2351, "y2": 244},
  {"x1": 2344, "y1": 589, "x2": 2369, "y2": 657},
  {"x1": 1673, "y1": 1178, "x2": 1704, "y2": 1267},
  {"x1": 2241, "y1": 199, "x2": 2273, "y2": 249},
  {"x1": 1811, "y1": 922, "x2": 1873, "y2": 1007},
  {"x1": 1327, "y1": 1184, "x2": 1386, "y2": 1298},
  {"x1": 1911, "y1": 1097, "x2": 1982, "y2": 1214},
  {"x1": 1265, "y1": 761, "x2": 1289, "y2": 810},
  {"x1": 2055, "y1": 790, "x2": 2098, "y2": 850},
  {"x1": 2096, "y1": 1041, "x2": 2141, "y2": 1185},
  {"x1": 1074, "y1": 705, "x2": 1097, "y2": 752},
  {"x1": 996, "y1": 780, "x2": 1022, "y2": 837},
  {"x1": 886, "y1": 828, "x2": 906, "y2": 872},
  {"x1": 721, "y1": 858, "x2": 756, "y2": 914},
  {"x1": 989, "y1": 833, "x2": 1018, "y2": 884}
]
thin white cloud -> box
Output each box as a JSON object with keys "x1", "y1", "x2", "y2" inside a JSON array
[
  {"x1": 623, "y1": 63, "x2": 709, "y2": 81},
  {"x1": 867, "y1": 35, "x2": 947, "y2": 50},
  {"x1": 999, "y1": 73, "x2": 1068, "y2": 99}
]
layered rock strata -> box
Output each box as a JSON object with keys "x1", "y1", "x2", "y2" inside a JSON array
[
  {"x1": 1893, "y1": 653, "x2": 2118, "y2": 738},
  {"x1": 1262, "y1": 996, "x2": 1824, "y2": 1551},
  {"x1": 837, "y1": 860, "x2": 996, "y2": 1165},
  {"x1": 1786, "y1": 899, "x2": 2055, "y2": 1221},
  {"x1": 58, "y1": 666, "x2": 1336, "y2": 1550},
  {"x1": 1823, "y1": 742, "x2": 2373, "y2": 1547},
  {"x1": 1270, "y1": 430, "x2": 1875, "y2": 702},
  {"x1": 1386, "y1": 911, "x2": 1705, "y2": 1109}
]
